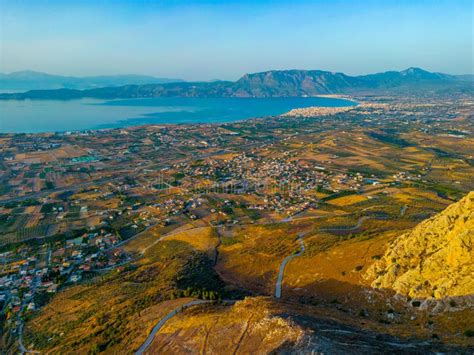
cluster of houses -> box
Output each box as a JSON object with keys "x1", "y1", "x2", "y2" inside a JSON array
[{"x1": 0, "y1": 230, "x2": 129, "y2": 323}]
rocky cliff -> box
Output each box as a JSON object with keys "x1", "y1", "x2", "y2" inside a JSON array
[{"x1": 366, "y1": 191, "x2": 473, "y2": 299}]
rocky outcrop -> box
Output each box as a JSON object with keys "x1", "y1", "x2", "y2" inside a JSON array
[{"x1": 366, "y1": 191, "x2": 473, "y2": 299}]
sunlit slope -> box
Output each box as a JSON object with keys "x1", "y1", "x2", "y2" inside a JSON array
[
  {"x1": 22, "y1": 230, "x2": 227, "y2": 353},
  {"x1": 144, "y1": 297, "x2": 304, "y2": 354},
  {"x1": 366, "y1": 191, "x2": 474, "y2": 298}
]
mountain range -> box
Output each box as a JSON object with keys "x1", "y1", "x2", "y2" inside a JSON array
[
  {"x1": 0, "y1": 70, "x2": 183, "y2": 91},
  {"x1": 0, "y1": 67, "x2": 472, "y2": 99}
]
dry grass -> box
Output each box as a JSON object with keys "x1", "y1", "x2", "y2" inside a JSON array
[
  {"x1": 216, "y1": 222, "x2": 311, "y2": 294},
  {"x1": 24, "y1": 231, "x2": 224, "y2": 353},
  {"x1": 166, "y1": 227, "x2": 218, "y2": 257},
  {"x1": 327, "y1": 194, "x2": 367, "y2": 206},
  {"x1": 146, "y1": 297, "x2": 303, "y2": 355},
  {"x1": 285, "y1": 230, "x2": 399, "y2": 292}
]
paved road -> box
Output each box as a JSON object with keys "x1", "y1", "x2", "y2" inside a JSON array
[
  {"x1": 140, "y1": 226, "x2": 210, "y2": 255},
  {"x1": 17, "y1": 263, "x2": 42, "y2": 354},
  {"x1": 47, "y1": 249, "x2": 52, "y2": 265},
  {"x1": 135, "y1": 299, "x2": 211, "y2": 355},
  {"x1": 275, "y1": 234, "x2": 306, "y2": 299},
  {"x1": 319, "y1": 216, "x2": 374, "y2": 233},
  {"x1": 135, "y1": 299, "x2": 236, "y2": 355},
  {"x1": 400, "y1": 205, "x2": 408, "y2": 216},
  {"x1": 104, "y1": 222, "x2": 159, "y2": 252},
  {"x1": 18, "y1": 315, "x2": 40, "y2": 354},
  {"x1": 274, "y1": 214, "x2": 387, "y2": 299}
]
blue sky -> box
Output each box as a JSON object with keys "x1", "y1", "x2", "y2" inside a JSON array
[{"x1": 0, "y1": 0, "x2": 472, "y2": 80}]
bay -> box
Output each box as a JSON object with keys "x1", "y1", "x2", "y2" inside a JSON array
[{"x1": 0, "y1": 96, "x2": 356, "y2": 133}]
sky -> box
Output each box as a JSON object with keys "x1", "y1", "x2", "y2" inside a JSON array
[{"x1": 0, "y1": 0, "x2": 472, "y2": 81}]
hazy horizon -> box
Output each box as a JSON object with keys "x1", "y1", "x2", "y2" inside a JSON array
[
  {"x1": 1, "y1": 66, "x2": 473, "y2": 82},
  {"x1": 1, "y1": 0, "x2": 473, "y2": 81}
]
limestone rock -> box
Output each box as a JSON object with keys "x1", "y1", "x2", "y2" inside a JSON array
[{"x1": 366, "y1": 191, "x2": 473, "y2": 299}]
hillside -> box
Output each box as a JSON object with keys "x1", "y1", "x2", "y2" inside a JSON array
[
  {"x1": 231, "y1": 69, "x2": 357, "y2": 96},
  {"x1": 366, "y1": 191, "x2": 474, "y2": 299},
  {"x1": 141, "y1": 297, "x2": 466, "y2": 354},
  {"x1": 1, "y1": 68, "x2": 472, "y2": 99},
  {"x1": 231, "y1": 67, "x2": 464, "y2": 97}
]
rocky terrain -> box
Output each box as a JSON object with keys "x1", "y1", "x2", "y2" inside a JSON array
[
  {"x1": 143, "y1": 297, "x2": 470, "y2": 354},
  {"x1": 366, "y1": 191, "x2": 474, "y2": 299}
]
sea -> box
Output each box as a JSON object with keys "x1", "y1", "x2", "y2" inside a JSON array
[{"x1": 0, "y1": 96, "x2": 356, "y2": 133}]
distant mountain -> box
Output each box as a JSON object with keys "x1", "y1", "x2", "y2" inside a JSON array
[
  {"x1": 456, "y1": 74, "x2": 474, "y2": 81},
  {"x1": 231, "y1": 70, "x2": 356, "y2": 97},
  {"x1": 232, "y1": 67, "x2": 471, "y2": 96},
  {"x1": 0, "y1": 70, "x2": 183, "y2": 91},
  {"x1": 1, "y1": 68, "x2": 472, "y2": 99}
]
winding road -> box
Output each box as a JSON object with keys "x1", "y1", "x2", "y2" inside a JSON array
[
  {"x1": 135, "y1": 299, "x2": 211, "y2": 355},
  {"x1": 135, "y1": 299, "x2": 236, "y2": 355},
  {"x1": 274, "y1": 233, "x2": 306, "y2": 299},
  {"x1": 319, "y1": 216, "x2": 373, "y2": 233},
  {"x1": 18, "y1": 321, "x2": 40, "y2": 354},
  {"x1": 274, "y1": 214, "x2": 386, "y2": 299},
  {"x1": 140, "y1": 225, "x2": 210, "y2": 255},
  {"x1": 104, "y1": 222, "x2": 159, "y2": 252}
]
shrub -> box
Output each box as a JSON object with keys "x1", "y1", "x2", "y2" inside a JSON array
[{"x1": 464, "y1": 329, "x2": 474, "y2": 337}]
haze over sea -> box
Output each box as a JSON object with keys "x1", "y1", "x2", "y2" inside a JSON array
[{"x1": 0, "y1": 97, "x2": 355, "y2": 133}]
